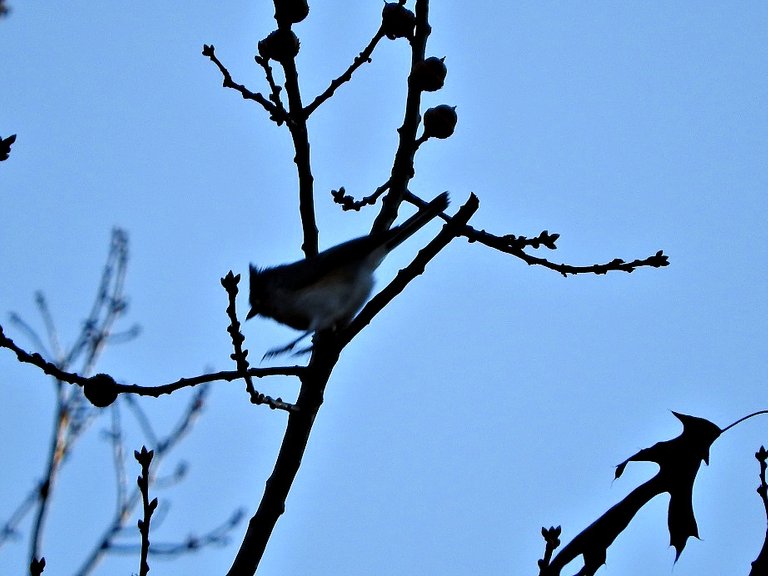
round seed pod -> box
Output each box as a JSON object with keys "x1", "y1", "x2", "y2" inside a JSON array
[
  {"x1": 258, "y1": 29, "x2": 300, "y2": 63},
  {"x1": 423, "y1": 105, "x2": 458, "y2": 139},
  {"x1": 412, "y1": 56, "x2": 447, "y2": 92},
  {"x1": 83, "y1": 373, "x2": 119, "y2": 408},
  {"x1": 382, "y1": 2, "x2": 416, "y2": 40},
  {"x1": 275, "y1": 0, "x2": 309, "y2": 25}
]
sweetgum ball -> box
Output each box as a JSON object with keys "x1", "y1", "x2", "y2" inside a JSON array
[
  {"x1": 423, "y1": 105, "x2": 458, "y2": 139},
  {"x1": 412, "y1": 56, "x2": 447, "y2": 91},
  {"x1": 382, "y1": 2, "x2": 416, "y2": 40},
  {"x1": 83, "y1": 373, "x2": 119, "y2": 408}
]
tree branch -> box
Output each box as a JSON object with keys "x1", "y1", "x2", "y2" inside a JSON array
[
  {"x1": 303, "y1": 26, "x2": 386, "y2": 117},
  {"x1": 339, "y1": 192, "x2": 479, "y2": 348},
  {"x1": 202, "y1": 44, "x2": 289, "y2": 125}
]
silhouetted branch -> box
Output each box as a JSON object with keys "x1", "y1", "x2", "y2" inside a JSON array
[
  {"x1": 109, "y1": 508, "x2": 245, "y2": 556},
  {"x1": 253, "y1": 55, "x2": 287, "y2": 125},
  {"x1": 17, "y1": 229, "x2": 131, "y2": 567},
  {"x1": 73, "y1": 385, "x2": 220, "y2": 575},
  {"x1": 404, "y1": 191, "x2": 667, "y2": 276},
  {"x1": 303, "y1": 26, "x2": 386, "y2": 117},
  {"x1": 2, "y1": 228, "x2": 231, "y2": 574},
  {"x1": 1, "y1": 326, "x2": 303, "y2": 398},
  {"x1": 537, "y1": 526, "x2": 562, "y2": 573},
  {"x1": 221, "y1": 271, "x2": 299, "y2": 412},
  {"x1": 202, "y1": 44, "x2": 288, "y2": 124},
  {"x1": 135, "y1": 446, "x2": 157, "y2": 576},
  {"x1": 278, "y1": 40, "x2": 319, "y2": 257},
  {"x1": 750, "y1": 446, "x2": 768, "y2": 575},
  {"x1": 371, "y1": 0, "x2": 432, "y2": 233},
  {"x1": 331, "y1": 180, "x2": 390, "y2": 211},
  {"x1": 339, "y1": 192, "x2": 479, "y2": 349}
]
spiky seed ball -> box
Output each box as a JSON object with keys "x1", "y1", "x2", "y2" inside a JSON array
[
  {"x1": 83, "y1": 373, "x2": 119, "y2": 408},
  {"x1": 275, "y1": 0, "x2": 309, "y2": 25},
  {"x1": 423, "y1": 105, "x2": 458, "y2": 139},
  {"x1": 258, "y1": 29, "x2": 300, "y2": 63},
  {"x1": 412, "y1": 56, "x2": 447, "y2": 92},
  {"x1": 382, "y1": 2, "x2": 416, "y2": 40}
]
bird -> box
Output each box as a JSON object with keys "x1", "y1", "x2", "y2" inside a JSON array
[{"x1": 247, "y1": 192, "x2": 449, "y2": 358}]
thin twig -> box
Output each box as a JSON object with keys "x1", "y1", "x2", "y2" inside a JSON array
[
  {"x1": 303, "y1": 27, "x2": 386, "y2": 117},
  {"x1": 34, "y1": 293, "x2": 62, "y2": 361},
  {"x1": 134, "y1": 447, "x2": 157, "y2": 576},
  {"x1": 73, "y1": 386, "x2": 213, "y2": 575},
  {"x1": 220, "y1": 272, "x2": 300, "y2": 412},
  {"x1": 339, "y1": 192, "x2": 479, "y2": 349},
  {"x1": 108, "y1": 508, "x2": 245, "y2": 556},
  {"x1": 750, "y1": 447, "x2": 768, "y2": 575},
  {"x1": 722, "y1": 410, "x2": 768, "y2": 434},
  {"x1": 202, "y1": 44, "x2": 289, "y2": 124},
  {"x1": 404, "y1": 190, "x2": 669, "y2": 276},
  {"x1": 331, "y1": 180, "x2": 391, "y2": 212}
]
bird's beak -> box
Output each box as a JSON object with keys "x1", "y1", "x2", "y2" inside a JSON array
[{"x1": 246, "y1": 307, "x2": 258, "y2": 320}]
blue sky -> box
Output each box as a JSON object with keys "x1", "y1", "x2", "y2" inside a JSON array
[{"x1": 1, "y1": 2, "x2": 767, "y2": 575}]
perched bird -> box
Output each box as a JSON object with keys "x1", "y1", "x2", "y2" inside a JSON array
[{"x1": 248, "y1": 192, "x2": 449, "y2": 357}]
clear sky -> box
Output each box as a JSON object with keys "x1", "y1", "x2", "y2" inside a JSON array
[{"x1": 1, "y1": 2, "x2": 767, "y2": 575}]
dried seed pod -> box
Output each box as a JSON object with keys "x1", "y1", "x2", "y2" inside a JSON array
[
  {"x1": 258, "y1": 29, "x2": 300, "y2": 63},
  {"x1": 412, "y1": 56, "x2": 447, "y2": 92},
  {"x1": 382, "y1": 2, "x2": 416, "y2": 40},
  {"x1": 275, "y1": 0, "x2": 309, "y2": 25},
  {"x1": 83, "y1": 373, "x2": 119, "y2": 408},
  {"x1": 423, "y1": 105, "x2": 458, "y2": 139}
]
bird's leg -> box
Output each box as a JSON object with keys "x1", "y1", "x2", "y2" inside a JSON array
[{"x1": 262, "y1": 330, "x2": 314, "y2": 360}]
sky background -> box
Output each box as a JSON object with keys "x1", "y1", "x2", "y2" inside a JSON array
[{"x1": 1, "y1": 2, "x2": 767, "y2": 575}]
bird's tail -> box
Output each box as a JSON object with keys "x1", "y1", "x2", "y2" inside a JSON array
[{"x1": 384, "y1": 192, "x2": 449, "y2": 251}]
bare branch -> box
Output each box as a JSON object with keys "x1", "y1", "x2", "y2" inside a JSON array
[
  {"x1": 221, "y1": 271, "x2": 300, "y2": 412},
  {"x1": 340, "y1": 192, "x2": 479, "y2": 348},
  {"x1": 331, "y1": 180, "x2": 390, "y2": 212},
  {"x1": 134, "y1": 447, "x2": 157, "y2": 576},
  {"x1": 303, "y1": 26, "x2": 386, "y2": 117},
  {"x1": 750, "y1": 447, "x2": 768, "y2": 575},
  {"x1": 202, "y1": 44, "x2": 289, "y2": 124}
]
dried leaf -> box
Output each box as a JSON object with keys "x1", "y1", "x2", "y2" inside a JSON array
[{"x1": 542, "y1": 412, "x2": 721, "y2": 575}]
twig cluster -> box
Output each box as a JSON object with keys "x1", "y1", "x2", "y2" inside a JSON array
[{"x1": 0, "y1": 230, "x2": 243, "y2": 574}]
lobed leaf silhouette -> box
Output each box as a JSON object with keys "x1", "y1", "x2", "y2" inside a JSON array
[{"x1": 541, "y1": 411, "x2": 722, "y2": 576}]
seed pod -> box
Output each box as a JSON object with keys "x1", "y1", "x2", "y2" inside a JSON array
[
  {"x1": 83, "y1": 373, "x2": 119, "y2": 408},
  {"x1": 258, "y1": 29, "x2": 300, "y2": 63},
  {"x1": 275, "y1": 0, "x2": 309, "y2": 25},
  {"x1": 382, "y1": 2, "x2": 416, "y2": 40},
  {"x1": 412, "y1": 56, "x2": 447, "y2": 92},
  {"x1": 423, "y1": 105, "x2": 458, "y2": 139}
]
